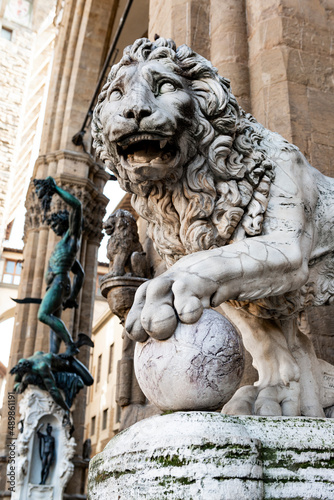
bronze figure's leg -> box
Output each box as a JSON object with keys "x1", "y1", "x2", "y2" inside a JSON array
[
  {"x1": 49, "y1": 307, "x2": 62, "y2": 354},
  {"x1": 38, "y1": 276, "x2": 78, "y2": 356}
]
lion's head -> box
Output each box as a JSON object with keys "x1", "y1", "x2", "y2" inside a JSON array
[
  {"x1": 93, "y1": 38, "x2": 293, "y2": 267},
  {"x1": 103, "y1": 209, "x2": 137, "y2": 236}
]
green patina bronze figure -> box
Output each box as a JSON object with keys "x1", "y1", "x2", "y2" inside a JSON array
[
  {"x1": 34, "y1": 176, "x2": 90, "y2": 356},
  {"x1": 10, "y1": 349, "x2": 93, "y2": 412},
  {"x1": 11, "y1": 177, "x2": 94, "y2": 412}
]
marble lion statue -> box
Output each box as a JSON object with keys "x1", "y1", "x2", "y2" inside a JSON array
[{"x1": 92, "y1": 37, "x2": 334, "y2": 418}]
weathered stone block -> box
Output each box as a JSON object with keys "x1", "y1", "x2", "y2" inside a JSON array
[{"x1": 88, "y1": 412, "x2": 334, "y2": 500}]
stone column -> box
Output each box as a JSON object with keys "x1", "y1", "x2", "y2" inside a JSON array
[
  {"x1": 149, "y1": 0, "x2": 211, "y2": 59},
  {"x1": 210, "y1": 0, "x2": 251, "y2": 112},
  {"x1": 23, "y1": 226, "x2": 49, "y2": 358},
  {"x1": 246, "y1": 0, "x2": 334, "y2": 167}
]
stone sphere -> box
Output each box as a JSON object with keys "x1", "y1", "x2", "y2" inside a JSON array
[{"x1": 134, "y1": 309, "x2": 244, "y2": 411}]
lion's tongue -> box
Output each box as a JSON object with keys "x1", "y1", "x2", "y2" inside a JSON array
[{"x1": 133, "y1": 143, "x2": 161, "y2": 163}]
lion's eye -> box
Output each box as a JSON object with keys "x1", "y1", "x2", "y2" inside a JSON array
[
  {"x1": 109, "y1": 89, "x2": 123, "y2": 101},
  {"x1": 158, "y1": 82, "x2": 176, "y2": 94}
]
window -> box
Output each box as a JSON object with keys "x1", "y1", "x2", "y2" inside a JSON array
[
  {"x1": 2, "y1": 260, "x2": 22, "y2": 284},
  {"x1": 96, "y1": 354, "x2": 102, "y2": 384},
  {"x1": 1, "y1": 27, "x2": 12, "y2": 41},
  {"x1": 95, "y1": 273, "x2": 104, "y2": 296},
  {"x1": 4, "y1": 0, "x2": 33, "y2": 28},
  {"x1": 90, "y1": 366, "x2": 95, "y2": 402},
  {"x1": 91, "y1": 416, "x2": 96, "y2": 436},
  {"x1": 108, "y1": 344, "x2": 114, "y2": 375},
  {"x1": 102, "y1": 408, "x2": 108, "y2": 430}
]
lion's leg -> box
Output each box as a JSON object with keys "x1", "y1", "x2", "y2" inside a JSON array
[
  {"x1": 281, "y1": 314, "x2": 325, "y2": 417},
  {"x1": 220, "y1": 303, "x2": 301, "y2": 416},
  {"x1": 111, "y1": 253, "x2": 128, "y2": 276}
]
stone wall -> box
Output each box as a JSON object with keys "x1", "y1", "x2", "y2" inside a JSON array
[
  {"x1": 0, "y1": 25, "x2": 34, "y2": 247},
  {"x1": 245, "y1": 0, "x2": 334, "y2": 175},
  {"x1": 0, "y1": 0, "x2": 57, "y2": 250}
]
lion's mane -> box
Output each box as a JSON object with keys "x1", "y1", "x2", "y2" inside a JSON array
[{"x1": 93, "y1": 38, "x2": 297, "y2": 267}]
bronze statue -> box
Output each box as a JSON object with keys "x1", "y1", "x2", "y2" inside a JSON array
[
  {"x1": 37, "y1": 423, "x2": 55, "y2": 485},
  {"x1": 11, "y1": 177, "x2": 94, "y2": 415},
  {"x1": 10, "y1": 350, "x2": 93, "y2": 412},
  {"x1": 33, "y1": 176, "x2": 88, "y2": 356}
]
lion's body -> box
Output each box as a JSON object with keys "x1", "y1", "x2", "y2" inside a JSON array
[
  {"x1": 93, "y1": 37, "x2": 334, "y2": 417},
  {"x1": 103, "y1": 209, "x2": 147, "y2": 277}
]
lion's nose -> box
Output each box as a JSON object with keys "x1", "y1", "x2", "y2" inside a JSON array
[{"x1": 123, "y1": 104, "x2": 152, "y2": 122}]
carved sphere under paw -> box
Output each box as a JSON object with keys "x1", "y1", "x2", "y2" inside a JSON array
[{"x1": 134, "y1": 309, "x2": 245, "y2": 411}]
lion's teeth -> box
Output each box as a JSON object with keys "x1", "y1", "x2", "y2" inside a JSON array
[{"x1": 160, "y1": 139, "x2": 167, "y2": 149}]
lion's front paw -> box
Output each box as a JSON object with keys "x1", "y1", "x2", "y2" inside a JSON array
[
  {"x1": 125, "y1": 270, "x2": 215, "y2": 342},
  {"x1": 125, "y1": 277, "x2": 175, "y2": 341},
  {"x1": 222, "y1": 381, "x2": 301, "y2": 416}
]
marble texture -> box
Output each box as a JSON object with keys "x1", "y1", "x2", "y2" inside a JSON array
[
  {"x1": 93, "y1": 37, "x2": 334, "y2": 417},
  {"x1": 88, "y1": 411, "x2": 334, "y2": 500},
  {"x1": 134, "y1": 309, "x2": 244, "y2": 411}
]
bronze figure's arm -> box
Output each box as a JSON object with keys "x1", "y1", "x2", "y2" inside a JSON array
[{"x1": 46, "y1": 177, "x2": 82, "y2": 239}]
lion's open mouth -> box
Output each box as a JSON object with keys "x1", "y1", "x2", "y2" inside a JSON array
[{"x1": 117, "y1": 134, "x2": 176, "y2": 166}]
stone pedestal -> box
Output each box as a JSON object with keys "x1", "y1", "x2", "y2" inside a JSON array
[
  {"x1": 88, "y1": 412, "x2": 334, "y2": 500},
  {"x1": 100, "y1": 275, "x2": 147, "y2": 409},
  {"x1": 12, "y1": 388, "x2": 76, "y2": 500},
  {"x1": 99, "y1": 275, "x2": 160, "y2": 430},
  {"x1": 100, "y1": 275, "x2": 147, "y2": 322}
]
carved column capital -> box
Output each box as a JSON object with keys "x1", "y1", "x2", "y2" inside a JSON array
[{"x1": 25, "y1": 151, "x2": 110, "y2": 242}]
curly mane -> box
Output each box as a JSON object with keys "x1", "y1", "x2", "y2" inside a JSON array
[{"x1": 93, "y1": 38, "x2": 296, "y2": 267}]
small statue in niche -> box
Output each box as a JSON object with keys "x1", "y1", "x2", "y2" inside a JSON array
[
  {"x1": 37, "y1": 423, "x2": 55, "y2": 485},
  {"x1": 103, "y1": 209, "x2": 148, "y2": 278}
]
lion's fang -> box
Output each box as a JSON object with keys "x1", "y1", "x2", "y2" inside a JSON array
[{"x1": 160, "y1": 139, "x2": 167, "y2": 149}]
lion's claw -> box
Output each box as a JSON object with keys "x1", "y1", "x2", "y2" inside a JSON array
[{"x1": 222, "y1": 382, "x2": 301, "y2": 417}]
